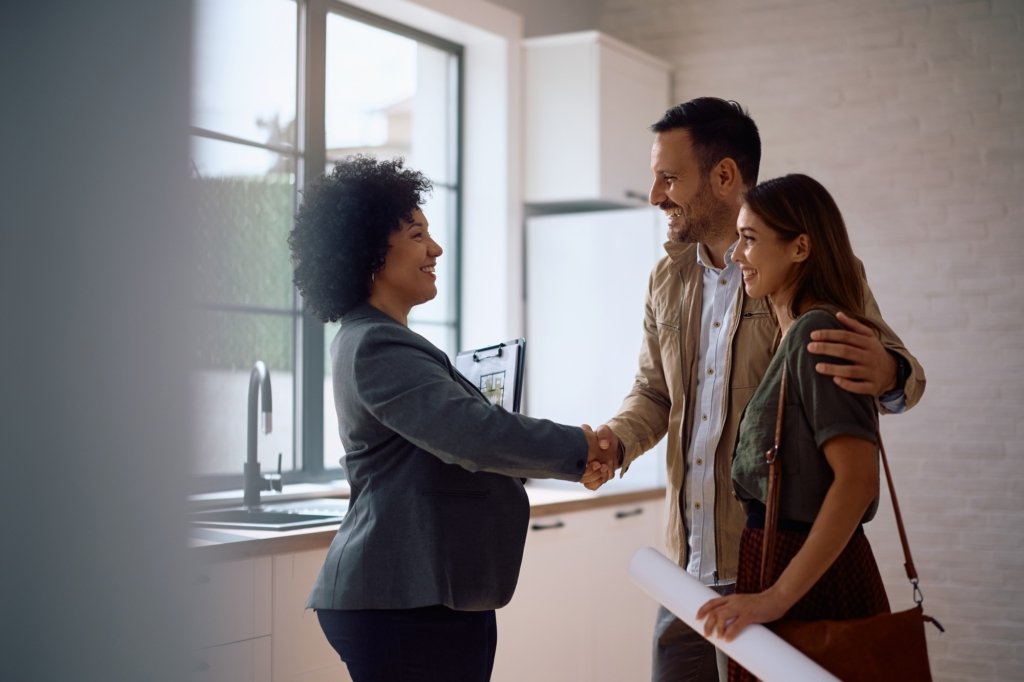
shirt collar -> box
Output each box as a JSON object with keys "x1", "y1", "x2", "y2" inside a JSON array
[{"x1": 695, "y1": 240, "x2": 739, "y2": 274}]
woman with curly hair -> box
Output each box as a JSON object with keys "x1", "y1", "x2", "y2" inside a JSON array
[
  {"x1": 697, "y1": 174, "x2": 892, "y2": 680},
  {"x1": 291, "y1": 156, "x2": 612, "y2": 682}
]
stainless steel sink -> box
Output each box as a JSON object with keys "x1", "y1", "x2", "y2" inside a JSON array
[{"x1": 190, "y1": 498, "x2": 348, "y2": 531}]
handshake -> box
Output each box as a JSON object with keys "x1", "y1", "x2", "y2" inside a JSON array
[{"x1": 580, "y1": 424, "x2": 620, "y2": 491}]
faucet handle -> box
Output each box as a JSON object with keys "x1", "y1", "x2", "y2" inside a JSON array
[{"x1": 266, "y1": 453, "x2": 283, "y2": 493}]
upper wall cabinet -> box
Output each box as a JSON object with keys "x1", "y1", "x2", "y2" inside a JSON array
[{"x1": 523, "y1": 31, "x2": 671, "y2": 209}]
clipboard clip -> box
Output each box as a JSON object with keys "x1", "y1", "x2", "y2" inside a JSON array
[{"x1": 472, "y1": 343, "x2": 505, "y2": 362}]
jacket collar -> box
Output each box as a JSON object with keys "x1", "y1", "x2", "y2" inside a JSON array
[
  {"x1": 663, "y1": 240, "x2": 699, "y2": 271},
  {"x1": 341, "y1": 302, "x2": 403, "y2": 326},
  {"x1": 664, "y1": 239, "x2": 739, "y2": 273}
]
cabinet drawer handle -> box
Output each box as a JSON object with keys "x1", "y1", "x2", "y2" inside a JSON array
[
  {"x1": 615, "y1": 507, "x2": 644, "y2": 519},
  {"x1": 530, "y1": 520, "x2": 565, "y2": 531}
]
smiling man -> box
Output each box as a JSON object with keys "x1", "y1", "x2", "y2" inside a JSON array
[{"x1": 592, "y1": 98, "x2": 926, "y2": 682}]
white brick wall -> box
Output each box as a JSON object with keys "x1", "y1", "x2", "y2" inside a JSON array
[{"x1": 598, "y1": 1, "x2": 1024, "y2": 679}]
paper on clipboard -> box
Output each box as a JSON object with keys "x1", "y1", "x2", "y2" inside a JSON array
[{"x1": 455, "y1": 338, "x2": 526, "y2": 413}]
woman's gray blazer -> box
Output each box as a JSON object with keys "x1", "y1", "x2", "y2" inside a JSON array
[{"x1": 307, "y1": 304, "x2": 587, "y2": 612}]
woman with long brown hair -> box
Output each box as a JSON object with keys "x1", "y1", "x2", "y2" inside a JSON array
[{"x1": 697, "y1": 174, "x2": 892, "y2": 680}]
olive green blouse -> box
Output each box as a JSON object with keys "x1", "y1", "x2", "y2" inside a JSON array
[{"x1": 731, "y1": 308, "x2": 880, "y2": 525}]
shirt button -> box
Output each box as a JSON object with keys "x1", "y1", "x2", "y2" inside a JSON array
[
  {"x1": 701, "y1": 414, "x2": 708, "y2": 421},
  {"x1": 696, "y1": 458, "x2": 703, "y2": 466},
  {"x1": 713, "y1": 321, "x2": 721, "y2": 328},
  {"x1": 695, "y1": 502, "x2": 702, "y2": 510},
  {"x1": 707, "y1": 368, "x2": 714, "y2": 376},
  {"x1": 719, "y1": 278, "x2": 727, "y2": 285}
]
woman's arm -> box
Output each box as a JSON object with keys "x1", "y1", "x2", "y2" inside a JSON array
[
  {"x1": 351, "y1": 324, "x2": 590, "y2": 480},
  {"x1": 696, "y1": 434, "x2": 879, "y2": 641}
]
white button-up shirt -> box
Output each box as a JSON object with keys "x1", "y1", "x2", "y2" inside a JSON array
[{"x1": 684, "y1": 242, "x2": 741, "y2": 585}]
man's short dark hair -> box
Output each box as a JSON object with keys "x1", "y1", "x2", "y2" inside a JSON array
[{"x1": 651, "y1": 97, "x2": 761, "y2": 186}]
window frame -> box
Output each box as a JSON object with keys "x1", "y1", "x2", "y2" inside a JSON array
[{"x1": 190, "y1": 0, "x2": 463, "y2": 493}]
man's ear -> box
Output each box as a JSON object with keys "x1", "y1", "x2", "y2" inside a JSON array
[
  {"x1": 792, "y1": 234, "x2": 811, "y2": 263},
  {"x1": 710, "y1": 158, "x2": 740, "y2": 197}
]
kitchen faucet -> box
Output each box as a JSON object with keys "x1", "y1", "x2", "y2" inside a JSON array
[{"x1": 244, "y1": 360, "x2": 282, "y2": 508}]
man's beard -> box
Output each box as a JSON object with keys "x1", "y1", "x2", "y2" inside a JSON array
[{"x1": 665, "y1": 182, "x2": 733, "y2": 245}]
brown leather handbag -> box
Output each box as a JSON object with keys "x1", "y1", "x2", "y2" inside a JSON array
[{"x1": 759, "y1": 367, "x2": 943, "y2": 682}]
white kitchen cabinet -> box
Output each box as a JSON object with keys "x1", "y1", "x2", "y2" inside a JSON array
[
  {"x1": 191, "y1": 556, "x2": 273, "y2": 648},
  {"x1": 525, "y1": 207, "x2": 668, "y2": 490},
  {"x1": 491, "y1": 499, "x2": 664, "y2": 682},
  {"x1": 492, "y1": 510, "x2": 591, "y2": 682},
  {"x1": 589, "y1": 501, "x2": 666, "y2": 680},
  {"x1": 190, "y1": 494, "x2": 663, "y2": 682},
  {"x1": 272, "y1": 549, "x2": 350, "y2": 682},
  {"x1": 189, "y1": 556, "x2": 273, "y2": 681},
  {"x1": 193, "y1": 636, "x2": 272, "y2": 682},
  {"x1": 189, "y1": 548, "x2": 350, "y2": 682},
  {"x1": 524, "y1": 31, "x2": 671, "y2": 207}
]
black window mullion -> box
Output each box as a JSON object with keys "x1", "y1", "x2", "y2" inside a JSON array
[{"x1": 297, "y1": 0, "x2": 329, "y2": 477}]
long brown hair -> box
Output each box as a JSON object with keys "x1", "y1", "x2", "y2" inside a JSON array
[{"x1": 743, "y1": 174, "x2": 869, "y2": 324}]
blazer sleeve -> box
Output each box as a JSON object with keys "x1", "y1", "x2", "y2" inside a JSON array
[
  {"x1": 860, "y1": 262, "x2": 926, "y2": 412},
  {"x1": 351, "y1": 325, "x2": 587, "y2": 481}
]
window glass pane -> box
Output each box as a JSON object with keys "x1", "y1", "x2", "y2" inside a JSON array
[
  {"x1": 323, "y1": 323, "x2": 344, "y2": 471},
  {"x1": 410, "y1": 323, "x2": 456, "y2": 359},
  {"x1": 191, "y1": 310, "x2": 295, "y2": 476},
  {"x1": 191, "y1": 136, "x2": 296, "y2": 309},
  {"x1": 325, "y1": 14, "x2": 454, "y2": 184},
  {"x1": 409, "y1": 186, "x2": 455, "y2": 325},
  {"x1": 408, "y1": 45, "x2": 456, "y2": 183},
  {"x1": 192, "y1": 0, "x2": 297, "y2": 145},
  {"x1": 190, "y1": 1, "x2": 458, "y2": 487}
]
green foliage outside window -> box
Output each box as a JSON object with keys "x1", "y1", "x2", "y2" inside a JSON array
[{"x1": 191, "y1": 173, "x2": 296, "y2": 372}]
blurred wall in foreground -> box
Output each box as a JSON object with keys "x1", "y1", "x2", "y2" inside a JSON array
[{"x1": 3, "y1": 1, "x2": 194, "y2": 679}]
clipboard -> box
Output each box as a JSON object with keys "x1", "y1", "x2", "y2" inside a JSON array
[{"x1": 455, "y1": 338, "x2": 526, "y2": 413}]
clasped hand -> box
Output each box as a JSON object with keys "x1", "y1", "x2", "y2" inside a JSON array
[{"x1": 579, "y1": 423, "x2": 620, "y2": 490}]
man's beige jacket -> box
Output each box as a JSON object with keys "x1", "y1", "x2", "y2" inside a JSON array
[{"x1": 606, "y1": 241, "x2": 925, "y2": 580}]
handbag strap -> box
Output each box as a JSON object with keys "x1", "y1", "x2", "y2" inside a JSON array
[
  {"x1": 878, "y1": 435, "x2": 919, "y2": 586},
  {"x1": 759, "y1": 366, "x2": 787, "y2": 591},
  {"x1": 758, "y1": 364, "x2": 923, "y2": 599}
]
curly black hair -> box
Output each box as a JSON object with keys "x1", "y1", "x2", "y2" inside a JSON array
[{"x1": 289, "y1": 156, "x2": 432, "y2": 322}]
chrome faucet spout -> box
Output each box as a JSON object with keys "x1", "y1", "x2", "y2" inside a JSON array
[
  {"x1": 247, "y1": 361, "x2": 272, "y2": 465},
  {"x1": 244, "y1": 361, "x2": 274, "y2": 508}
]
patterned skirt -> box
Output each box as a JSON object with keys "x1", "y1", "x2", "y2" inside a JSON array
[{"x1": 728, "y1": 525, "x2": 891, "y2": 682}]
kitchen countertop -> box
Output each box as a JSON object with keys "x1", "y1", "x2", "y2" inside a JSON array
[{"x1": 190, "y1": 479, "x2": 665, "y2": 563}]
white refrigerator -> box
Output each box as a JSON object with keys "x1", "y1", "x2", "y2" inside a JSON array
[{"x1": 524, "y1": 206, "x2": 668, "y2": 489}]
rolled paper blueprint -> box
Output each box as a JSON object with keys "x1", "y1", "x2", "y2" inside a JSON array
[{"x1": 629, "y1": 547, "x2": 839, "y2": 682}]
